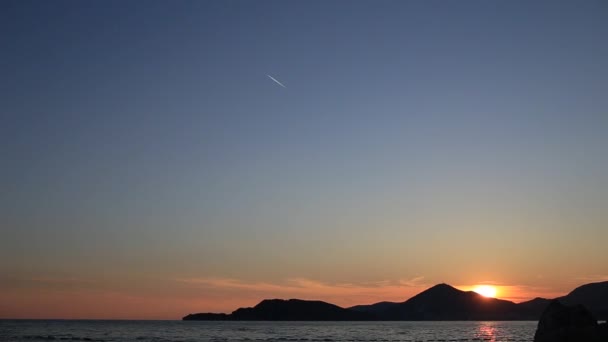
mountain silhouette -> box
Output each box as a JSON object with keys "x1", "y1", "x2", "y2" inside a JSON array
[
  {"x1": 376, "y1": 283, "x2": 524, "y2": 320},
  {"x1": 349, "y1": 301, "x2": 399, "y2": 315},
  {"x1": 183, "y1": 299, "x2": 375, "y2": 321},
  {"x1": 183, "y1": 281, "x2": 608, "y2": 321}
]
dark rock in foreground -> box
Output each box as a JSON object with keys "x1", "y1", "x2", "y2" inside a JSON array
[
  {"x1": 557, "y1": 281, "x2": 608, "y2": 320},
  {"x1": 534, "y1": 300, "x2": 608, "y2": 342}
]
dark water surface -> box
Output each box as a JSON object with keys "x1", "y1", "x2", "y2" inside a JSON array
[{"x1": 0, "y1": 320, "x2": 537, "y2": 342}]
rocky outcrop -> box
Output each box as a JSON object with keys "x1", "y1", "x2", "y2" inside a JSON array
[
  {"x1": 534, "y1": 300, "x2": 608, "y2": 342},
  {"x1": 183, "y1": 312, "x2": 229, "y2": 320},
  {"x1": 557, "y1": 281, "x2": 608, "y2": 320}
]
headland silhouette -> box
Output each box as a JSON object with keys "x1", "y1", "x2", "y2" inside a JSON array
[{"x1": 183, "y1": 281, "x2": 608, "y2": 321}]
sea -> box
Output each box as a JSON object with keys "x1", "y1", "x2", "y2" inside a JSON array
[{"x1": 0, "y1": 320, "x2": 538, "y2": 342}]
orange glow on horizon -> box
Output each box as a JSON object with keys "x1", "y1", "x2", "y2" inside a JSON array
[
  {"x1": 1, "y1": 276, "x2": 576, "y2": 319},
  {"x1": 472, "y1": 285, "x2": 498, "y2": 298}
]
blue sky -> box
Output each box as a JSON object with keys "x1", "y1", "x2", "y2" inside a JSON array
[{"x1": 1, "y1": 0, "x2": 608, "y2": 318}]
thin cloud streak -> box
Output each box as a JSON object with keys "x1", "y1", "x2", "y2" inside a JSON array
[
  {"x1": 176, "y1": 276, "x2": 429, "y2": 306},
  {"x1": 267, "y1": 74, "x2": 287, "y2": 88},
  {"x1": 575, "y1": 275, "x2": 608, "y2": 283},
  {"x1": 177, "y1": 277, "x2": 558, "y2": 307}
]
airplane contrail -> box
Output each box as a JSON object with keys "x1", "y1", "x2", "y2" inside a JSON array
[{"x1": 267, "y1": 74, "x2": 286, "y2": 88}]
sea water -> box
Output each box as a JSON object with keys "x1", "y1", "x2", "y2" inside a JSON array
[{"x1": 0, "y1": 320, "x2": 538, "y2": 342}]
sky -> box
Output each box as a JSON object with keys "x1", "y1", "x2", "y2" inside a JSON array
[{"x1": 1, "y1": 0, "x2": 607, "y2": 319}]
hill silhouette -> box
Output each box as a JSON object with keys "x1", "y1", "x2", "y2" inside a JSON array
[
  {"x1": 183, "y1": 299, "x2": 375, "y2": 321},
  {"x1": 379, "y1": 283, "x2": 522, "y2": 320},
  {"x1": 349, "y1": 301, "x2": 399, "y2": 315},
  {"x1": 183, "y1": 281, "x2": 608, "y2": 321}
]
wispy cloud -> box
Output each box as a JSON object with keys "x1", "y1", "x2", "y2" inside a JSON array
[
  {"x1": 267, "y1": 74, "x2": 287, "y2": 88},
  {"x1": 175, "y1": 276, "x2": 429, "y2": 307},
  {"x1": 399, "y1": 276, "x2": 426, "y2": 287},
  {"x1": 575, "y1": 274, "x2": 608, "y2": 283}
]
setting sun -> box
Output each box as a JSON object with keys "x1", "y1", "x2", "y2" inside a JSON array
[{"x1": 473, "y1": 285, "x2": 497, "y2": 298}]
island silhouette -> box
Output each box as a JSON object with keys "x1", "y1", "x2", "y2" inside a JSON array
[{"x1": 183, "y1": 281, "x2": 608, "y2": 321}]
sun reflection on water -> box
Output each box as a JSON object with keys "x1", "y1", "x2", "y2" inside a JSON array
[{"x1": 476, "y1": 322, "x2": 498, "y2": 342}]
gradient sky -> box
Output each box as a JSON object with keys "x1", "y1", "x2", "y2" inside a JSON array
[{"x1": 1, "y1": 0, "x2": 608, "y2": 319}]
